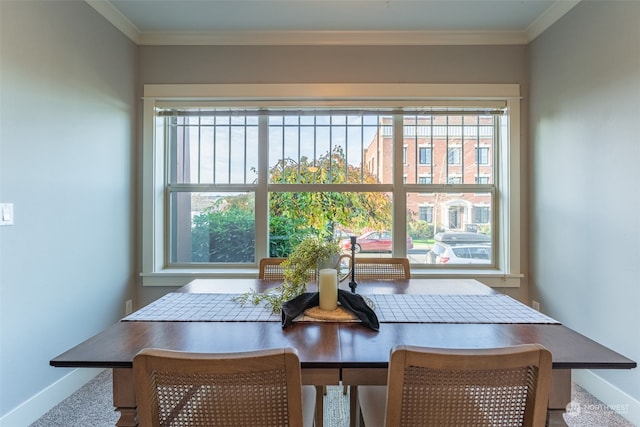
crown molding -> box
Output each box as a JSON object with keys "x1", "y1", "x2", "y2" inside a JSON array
[
  {"x1": 88, "y1": 0, "x2": 577, "y2": 46},
  {"x1": 85, "y1": 0, "x2": 140, "y2": 44},
  {"x1": 138, "y1": 30, "x2": 529, "y2": 46},
  {"x1": 526, "y1": 0, "x2": 581, "y2": 42}
]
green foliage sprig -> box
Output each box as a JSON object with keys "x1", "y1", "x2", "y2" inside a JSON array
[{"x1": 236, "y1": 237, "x2": 341, "y2": 314}]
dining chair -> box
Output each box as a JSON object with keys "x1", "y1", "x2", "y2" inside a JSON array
[
  {"x1": 133, "y1": 347, "x2": 316, "y2": 427},
  {"x1": 357, "y1": 344, "x2": 552, "y2": 427},
  {"x1": 258, "y1": 257, "x2": 287, "y2": 280},
  {"x1": 259, "y1": 257, "x2": 318, "y2": 281},
  {"x1": 352, "y1": 257, "x2": 411, "y2": 280}
]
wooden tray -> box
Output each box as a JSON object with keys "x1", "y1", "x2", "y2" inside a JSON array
[{"x1": 304, "y1": 305, "x2": 358, "y2": 321}]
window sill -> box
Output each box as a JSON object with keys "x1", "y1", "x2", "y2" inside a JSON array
[
  {"x1": 141, "y1": 268, "x2": 522, "y2": 288},
  {"x1": 410, "y1": 270, "x2": 523, "y2": 288}
]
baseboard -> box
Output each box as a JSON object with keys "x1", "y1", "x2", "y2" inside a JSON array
[
  {"x1": 573, "y1": 369, "x2": 640, "y2": 426},
  {"x1": 0, "y1": 368, "x2": 103, "y2": 427}
]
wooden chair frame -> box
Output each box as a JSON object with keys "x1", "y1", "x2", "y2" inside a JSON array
[
  {"x1": 258, "y1": 257, "x2": 287, "y2": 280},
  {"x1": 359, "y1": 344, "x2": 552, "y2": 427},
  {"x1": 352, "y1": 257, "x2": 411, "y2": 280},
  {"x1": 259, "y1": 257, "x2": 318, "y2": 281},
  {"x1": 134, "y1": 347, "x2": 312, "y2": 427}
]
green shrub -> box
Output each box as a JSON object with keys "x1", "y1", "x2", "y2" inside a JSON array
[
  {"x1": 192, "y1": 200, "x2": 255, "y2": 262},
  {"x1": 408, "y1": 220, "x2": 434, "y2": 240}
]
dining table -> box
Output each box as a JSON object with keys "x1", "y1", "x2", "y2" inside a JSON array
[{"x1": 50, "y1": 278, "x2": 636, "y2": 427}]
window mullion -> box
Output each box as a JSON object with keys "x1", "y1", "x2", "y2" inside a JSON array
[
  {"x1": 212, "y1": 115, "x2": 217, "y2": 185},
  {"x1": 393, "y1": 114, "x2": 407, "y2": 257},
  {"x1": 255, "y1": 115, "x2": 270, "y2": 262},
  {"x1": 268, "y1": 183, "x2": 393, "y2": 193},
  {"x1": 461, "y1": 115, "x2": 465, "y2": 184},
  {"x1": 227, "y1": 117, "x2": 232, "y2": 184},
  {"x1": 244, "y1": 115, "x2": 248, "y2": 184},
  {"x1": 476, "y1": 118, "x2": 481, "y2": 183},
  {"x1": 343, "y1": 115, "x2": 348, "y2": 183},
  {"x1": 359, "y1": 119, "x2": 364, "y2": 182}
]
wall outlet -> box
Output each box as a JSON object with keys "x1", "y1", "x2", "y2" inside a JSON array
[
  {"x1": 532, "y1": 300, "x2": 540, "y2": 311},
  {"x1": 125, "y1": 299, "x2": 133, "y2": 315}
]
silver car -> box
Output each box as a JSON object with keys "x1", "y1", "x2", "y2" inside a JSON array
[
  {"x1": 428, "y1": 242, "x2": 491, "y2": 264},
  {"x1": 426, "y1": 232, "x2": 492, "y2": 264}
]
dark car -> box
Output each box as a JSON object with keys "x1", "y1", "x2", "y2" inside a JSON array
[{"x1": 341, "y1": 230, "x2": 413, "y2": 253}]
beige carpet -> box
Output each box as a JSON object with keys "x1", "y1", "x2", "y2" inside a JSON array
[{"x1": 31, "y1": 369, "x2": 635, "y2": 426}]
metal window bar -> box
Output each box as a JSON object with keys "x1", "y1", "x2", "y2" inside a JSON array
[
  {"x1": 156, "y1": 108, "x2": 506, "y2": 117},
  {"x1": 212, "y1": 115, "x2": 217, "y2": 184},
  {"x1": 475, "y1": 118, "x2": 480, "y2": 183}
]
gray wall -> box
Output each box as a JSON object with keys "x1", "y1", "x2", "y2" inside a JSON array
[
  {"x1": 0, "y1": 1, "x2": 137, "y2": 418},
  {"x1": 9, "y1": 0, "x2": 639, "y2": 421},
  {"x1": 139, "y1": 45, "x2": 528, "y2": 84},
  {"x1": 529, "y1": 0, "x2": 640, "y2": 411},
  {"x1": 138, "y1": 43, "x2": 531, "y2": 305}
]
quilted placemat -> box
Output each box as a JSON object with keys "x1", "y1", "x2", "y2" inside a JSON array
[{"x1": 122, "y1": 293, "x2": 559, "y2": 324}]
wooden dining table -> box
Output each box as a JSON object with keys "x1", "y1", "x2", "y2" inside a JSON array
[{"x1": 50, "y1": 278, "x2": 636, "y2": 427}]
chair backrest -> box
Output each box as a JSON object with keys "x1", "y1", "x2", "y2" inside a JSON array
[
  {"x1": 258, "y1": 257, "x2": 317, "y2": 281},
  {"x1": 133, "y1": 347, "x2": 306, "y2": 427},
  {"x1": 354, "y1": 257, "x2": 410, "y2": 280},
  {"x1": 258, "y1": 257, "x2": 287, "y2": 280},
  {"x1": 384, "y1": 344, "x2": 552, "y2": 427}
]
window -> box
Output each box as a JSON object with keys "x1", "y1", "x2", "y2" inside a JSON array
[
  {"x1": 419, "y1": 206, "x2": 433, "y2": 222},
  {"x1": 474, "y1": 206, "x2": 490, "y2": 224},
  {"x1": 142, "y1": 84, "x2": 522, "y2": 287},
  {"x1": 448, "y1": 147, "x2": 462, "y2": 165},
  {"x1": 165, "y1": 112, "x2": 259, "y2": 263},
  {"x1": 418, "y1": 147, "x2": 431, "y2": 164},
  {"x1": 476, "y1": 147, "x2": 490, "y2": 165}
]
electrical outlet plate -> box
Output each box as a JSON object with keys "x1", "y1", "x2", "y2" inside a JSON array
[
  {"x1": 125, "y1": 300, "x2": 133, "y2": 315},
  {"x1": 532, "y1": 300, "x2": 540, "y2": 311}
]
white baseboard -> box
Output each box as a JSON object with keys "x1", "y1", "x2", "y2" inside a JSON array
[
  {"x1": 0, "y1": 368, "x2": 103, "y2": 427},
  {"x1": 573, "y1": 370, "x2": 640, "y2": 426}
]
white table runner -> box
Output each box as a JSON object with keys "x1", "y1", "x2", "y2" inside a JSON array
[{"x1": 122, "y1": 293, "x2": 559, "y2": 324}]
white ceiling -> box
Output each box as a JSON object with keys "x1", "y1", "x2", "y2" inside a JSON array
[{"x1": 87, "y1": 0, "x2": 580, "y2": 45}]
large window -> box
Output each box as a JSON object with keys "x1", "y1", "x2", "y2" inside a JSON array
[{"x1": 142, "y1": 84, "x2": 522, "y2": 286}]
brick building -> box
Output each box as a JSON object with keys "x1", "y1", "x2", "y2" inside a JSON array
[{"x1": 364, "y1": 115, "x2": 494, "y2": 233}]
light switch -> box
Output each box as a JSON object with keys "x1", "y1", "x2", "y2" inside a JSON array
[{"x1": 0, "y1": 203, "x2": 14, "y2": 226}]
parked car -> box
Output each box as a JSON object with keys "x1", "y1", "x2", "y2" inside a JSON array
[
  {"x1": 427, "y1": 243, "x2": 491, "y2": 264},
  {"x1": 426, "y1": 232, "x2": 492, "y2": 264},
  {"x1": 432, "y1": 231, "x2": 491, "y2": 245},
  {"x1": 341, "y1": 230, "x2": 413, "y2": 253}
]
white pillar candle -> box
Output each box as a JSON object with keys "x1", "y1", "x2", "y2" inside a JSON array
[{"x1": 318, "y1": 268, "x2": 338, "y2": 311}]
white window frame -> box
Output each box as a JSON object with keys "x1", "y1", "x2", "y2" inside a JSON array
[{"x1": 141, "y1": 83, "x2": 522, "y2": 287}]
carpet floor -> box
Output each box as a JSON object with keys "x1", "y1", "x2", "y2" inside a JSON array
[{"x1": 30, "y1": 369, "x2": 634, "y2": 426}]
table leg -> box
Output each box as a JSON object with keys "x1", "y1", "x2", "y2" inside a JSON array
[
  {"x1": 315, "y1": 385, "x2": 324, "y2": 427},
  {"x1": 302, "y1": 368, "x2": 340, "y2": 427},
  {"x1": 113, "y1": 368, "x2": 137, "y2": 427},
  {"x1": 350, "y1": 386, "x2": 358, "y2": 427},
  {"x1": 547, "y1": 369, "x2": 571, "y2": 427}
]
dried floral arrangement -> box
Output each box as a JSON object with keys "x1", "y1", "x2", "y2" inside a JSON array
[{"x1": 236, "y1": 237, "x2": 341, "y2": 313}]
